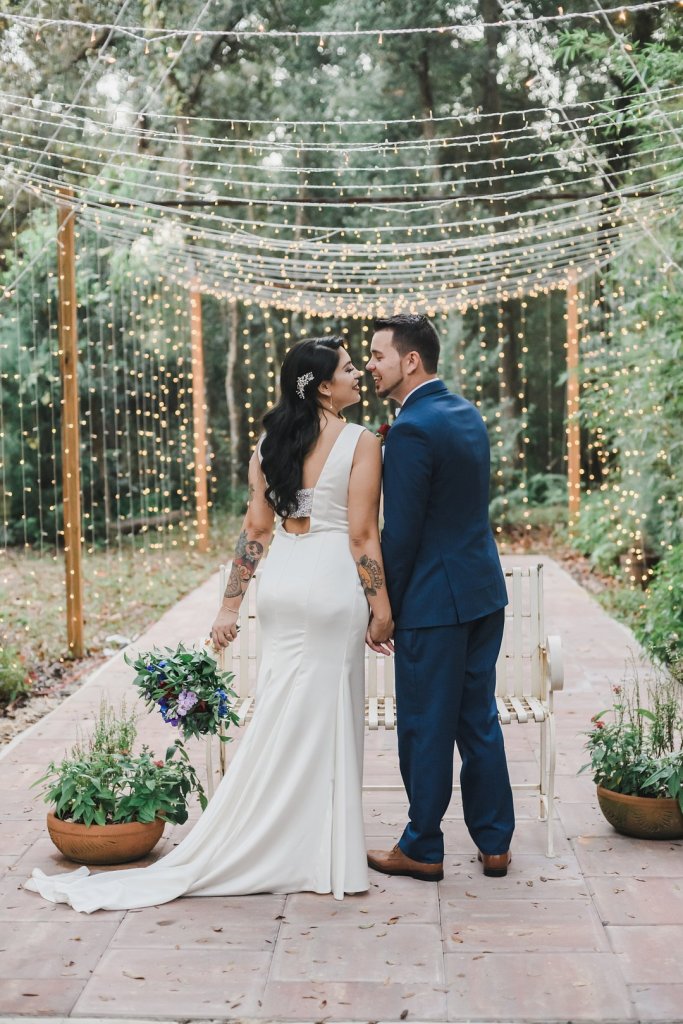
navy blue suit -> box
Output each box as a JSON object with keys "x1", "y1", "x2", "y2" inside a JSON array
[{"x1": 381, "y1": 379, "x2": 514, "y2": 862}]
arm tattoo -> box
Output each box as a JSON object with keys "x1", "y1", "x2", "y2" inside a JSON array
[
  {"x1": 224, "y1": 530, "x2": 265, "y2": 600},
  {"x1": 357, "y1": 554, "x2": 384, "y2": 597}
]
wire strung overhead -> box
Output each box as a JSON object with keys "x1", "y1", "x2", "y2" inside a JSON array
[
  {"x1": 3, "y1": 0, "x2": 680, "y2": 42},
  {"x1": 2, "y1": 0, "x2": 681, "y2": 314}
]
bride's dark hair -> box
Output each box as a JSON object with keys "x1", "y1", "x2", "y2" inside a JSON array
[{"x1": 261, "y1": 336, "x2": 344, "y2": 518}]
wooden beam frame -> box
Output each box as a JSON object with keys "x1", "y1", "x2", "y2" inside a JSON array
[{"x1": 56, "y1": 188, "x2": 84, "y2": 657}]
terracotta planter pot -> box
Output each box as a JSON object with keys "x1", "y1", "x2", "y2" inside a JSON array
[
  {"x1": 596, "y1": 786, "x2": 683, "y2": 840},
  {"x1": 47, "y1": 811, "x2": 165, "y2": 865}
]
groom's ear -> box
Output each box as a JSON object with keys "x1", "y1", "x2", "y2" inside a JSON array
[{"x1": 404, "y1": 350, "x2": 421, "y2": 374}]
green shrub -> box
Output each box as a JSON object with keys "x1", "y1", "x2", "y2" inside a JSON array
[
  {"x1": 571, "y1": 490, "x2": 630, "y2": 574},
  {"x1": 0, "y1": 642, "x2": 30, "y2": 710},
  {"x1": 635, "y1": 544, "x2": 683, "y2": 667}
]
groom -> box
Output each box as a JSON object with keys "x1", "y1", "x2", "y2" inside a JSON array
[{"x1": 366, "y1": 314, "x2": 514, "y2": 882}]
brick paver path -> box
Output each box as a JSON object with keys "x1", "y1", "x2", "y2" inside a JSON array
[{"x1": 1, "y1": 554, "x2": 681, "y2": 1023}]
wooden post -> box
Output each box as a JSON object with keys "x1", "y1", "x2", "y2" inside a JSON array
[
  {"x1": 56, "y1": 187, "x2": 84, "y2": 657},
  {"x1": 189, "y1": 282, "x2": 209, "y2": 552},
  {"x1": 566, "y1": 268, "x2": 581, "y2": 530}
]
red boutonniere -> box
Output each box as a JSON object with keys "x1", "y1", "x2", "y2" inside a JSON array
[{"x1": 375, "y1": 422, "x2": 391, "y2": 444}]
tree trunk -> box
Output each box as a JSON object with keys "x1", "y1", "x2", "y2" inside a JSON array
[{"x1": 415, "y1": 45, "x2": 442, "y2": 186}]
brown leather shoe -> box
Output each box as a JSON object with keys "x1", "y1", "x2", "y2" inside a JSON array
[
  {"x1": 477, "y1": 850, "x2": 511, "y2": 877},
  {"x1": 367, "y1": 844, "x2": 443, "y2": 882}
]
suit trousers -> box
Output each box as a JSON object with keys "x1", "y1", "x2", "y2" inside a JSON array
[{"x1": 394, "y1": 608, "x2": 515, "y2": 864}]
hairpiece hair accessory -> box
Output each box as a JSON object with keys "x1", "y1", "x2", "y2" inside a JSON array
[{"x1": 296, "y1": 371, "x2": 314, "y2": 399}]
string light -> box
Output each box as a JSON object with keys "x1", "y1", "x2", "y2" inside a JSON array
[{"x1": 1, "y1": 2, "x2": 678, "y2": 43}]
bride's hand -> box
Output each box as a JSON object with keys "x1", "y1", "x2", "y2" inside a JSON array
[
  {"x1": 211, "y1": 607, "x2": 240, "y2": 649},
  {"x1": 366, "y1": 615, "x2": 395, "y2": 656}
]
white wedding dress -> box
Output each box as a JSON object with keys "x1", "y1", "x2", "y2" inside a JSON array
[{"x1": 25, "y1": 423, "x2": 370, "y2": 912}]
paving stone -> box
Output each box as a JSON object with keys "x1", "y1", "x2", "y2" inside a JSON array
[
  {"x1": 444, "y1": 951, "x2": 634, "y2": 1020},
  {"x1": 589, "y1": 876, "x2": 683, "y2": 925},
  {"x1": 442, "y1": 850, "x2": 585, "y2": 891},
  {"x1": 573, "y1": 836, "x2": 683, "y2": 877},
  {"x1": 259, "y1": 979, "x2": 448, "y2": 1020},
  {"x1": 270, "y1": 922, "x2": 444, "y2": 984},
  {"x1": 441, "y1": 896, "x2": 608, "y2": 952},
  {"x1": 630, "y1": 983, "x2": 683, "y2": 1021},
  {"x1": 606, "y1": 925, "x2": 682, "y2": 983},
  {"x1": 0, "y1": 978, "x2": 85, "y2": 1015},
  {"x1": 72, "y1": 948, "x2": 270, "y2": 1017},
  {"x1": 557, "y1": 799, "x2": 616, "y2": 838},
  {"x1": 110, "y1": 894, "x2": 285, "y2": 949},
  {"x1": 0, "y1": 919, "x2": 121, "y2": 979},
  {"x1": 284, "y1": 878, "x2": 440, "y2": 925}
]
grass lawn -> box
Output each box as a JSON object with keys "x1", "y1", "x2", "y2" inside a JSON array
[{"x1": 0, "y1": 511, "x2": 243, "y2": 709}]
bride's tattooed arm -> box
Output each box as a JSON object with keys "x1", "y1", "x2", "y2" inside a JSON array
[
  {"x1": 224, "y1": 529, "x2": 265, "y2": 599},
  {"x1": 356, "y1": 554, "x2": 384, "y2": 597}
]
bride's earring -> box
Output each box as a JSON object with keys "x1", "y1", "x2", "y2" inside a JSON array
[{"x1": 320, "y1": 391, "x2": 336, "y2": 416}]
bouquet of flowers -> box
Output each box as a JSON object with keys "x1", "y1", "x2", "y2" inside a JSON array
[{"x1": 127, "y1": 641, "x2": 240, "y2": 742}]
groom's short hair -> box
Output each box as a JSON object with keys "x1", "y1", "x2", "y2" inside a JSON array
[{"x1": 373, "y1": 314, "x2": 440, "y2": 373}]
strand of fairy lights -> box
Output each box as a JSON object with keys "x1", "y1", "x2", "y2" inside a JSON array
[
  {"x1": 5, "y1": 79, "x2": 681, "y2": 131},
  {"x1": 0, "y1": 0, "x2": 216, "y2": 303},
  {"x1": 25, "y1": 165, "x2": 683, "y2": 253},
  {"x1": 6, "y1": 177, "x2": 671, "y2": 303},
  {"x1": 0, "y1": 0, "x2": 137, "y2": 233},
  {"x1": 15, "y1": 149, "x2": 683, "y2": 238},
  {"x1": 4, "y1": 81, "x2": 681, "y2": 151},
  {"x1": 5, "y1": 96, "x2": 680, "y2": 181},
  {"x1": 4, "y1": 109, "x2": 681, "y2": 201},
  {"x1": 3, "y1": 1, "x2": 679, "y2": 41},
  {"x1": 76, "y1": 219, "x2": 651, "y2": 314},
  {"x1": 497, "y1": 3, "x2": 683, "y2": 279},
  {"x1": 84, "y1": 177, "x2": 681, "y2": 253}
]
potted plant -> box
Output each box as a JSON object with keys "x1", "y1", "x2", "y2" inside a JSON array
[
  {"x1": 34, "y1": 701, "x2": 207, "y2": 865},
  {"x1": 127, "y1": 640, "x2": 240, "y2": 742},
  {"x1": 581, "y1": 656, "x2": 683, "y2": 839}
]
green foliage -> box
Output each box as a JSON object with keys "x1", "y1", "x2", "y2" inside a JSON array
[
  {"x1": 0, "y1": 642, "x2": 30, "y2": 709},
  {"x1": 556, "y1": 4, "x2": 683, "y2": 659},
  {"x1": 571, "y1": 490, "x2": 630, "y2": 573},
  {"x1": 128, "y1": 642, "x2": 240, "y2": 742},
  {"x1": 581, "y1": 661, "x2": 683, "y2": 811},
  {"x1": 635, "y1": 544, "x2": 683, "y2": 665},
  {"x1": 33, "y1": 700, "x2": 207, "y2": 826},
  {"x1": 489, "y1": 473, "x2": 568, "y2": 531}
]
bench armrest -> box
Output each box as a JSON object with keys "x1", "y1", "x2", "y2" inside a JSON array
[{"x1": 544, "y1": 634, "x2": 564, "y2": 691}]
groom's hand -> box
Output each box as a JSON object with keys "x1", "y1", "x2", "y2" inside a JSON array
[{"x1": 366, "y1": 616, "x2": 395, "y2": 656}]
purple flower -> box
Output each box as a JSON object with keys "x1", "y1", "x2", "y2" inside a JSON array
[{"x1": 177, "y1": 689, "x2": 199, "y2": 717}]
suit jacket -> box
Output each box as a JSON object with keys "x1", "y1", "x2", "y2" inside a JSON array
[{"x1": 381, "y1": 379, "x2": 507, "y2": 628}]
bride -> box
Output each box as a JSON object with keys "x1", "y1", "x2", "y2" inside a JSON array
[{"x1": 25, "y1": 336, "x2": 394, "y2": 912}]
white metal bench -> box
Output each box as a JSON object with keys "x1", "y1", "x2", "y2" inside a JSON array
[{"x1": 212, "y1": 562, "x2": 563, "y2": 856}]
